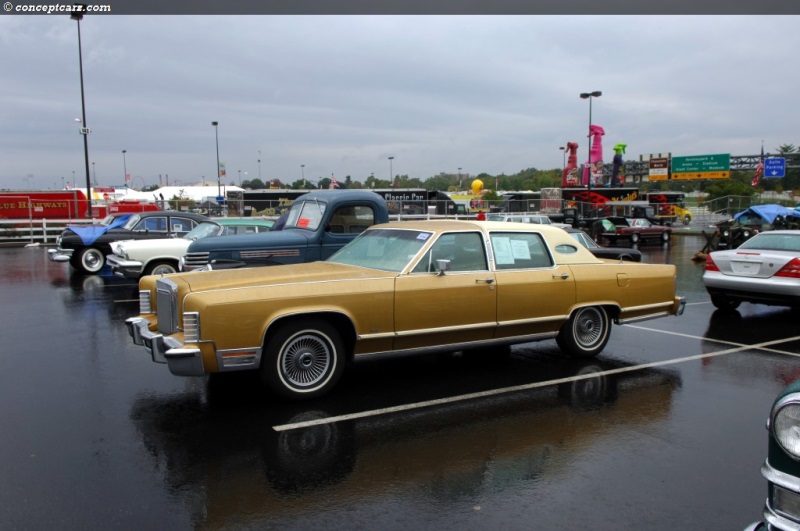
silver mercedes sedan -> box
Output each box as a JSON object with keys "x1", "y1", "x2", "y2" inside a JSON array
[{"x1": 703, "y1": 230, "x2": 800, "y2": 311}]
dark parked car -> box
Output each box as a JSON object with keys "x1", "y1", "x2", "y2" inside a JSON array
[
  {"x1": 746, "y1": 379, "x2": 800, "y2": 530},
  {"x1": 49, "y1": 210, "x2": 209, "y2": 274},
  {"x1": 714, "y1": 204, "x2": 800, "y2": 250},
  {"x1": 564, "y1": 228, "x2": 642, "y2": 262},
  {"x1": 601, "y1": 216, "x2": 672, "y2": 245}
]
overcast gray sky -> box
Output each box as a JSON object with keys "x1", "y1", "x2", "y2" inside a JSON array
[{"x1": 1, "y1": 14, "x2": 797, "y2": 190}]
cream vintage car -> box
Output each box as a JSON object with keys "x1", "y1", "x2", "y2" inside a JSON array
[{"x1": 126, "y1": 220, "x2": 685, "y2": 399}]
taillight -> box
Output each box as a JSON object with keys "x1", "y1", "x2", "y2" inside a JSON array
[
  {"x1": 705, "y1": 254, "x2": 719, "y2": 272},
  {"x1": 776, "y1": 258, "x2": 800, "y2": 278}
]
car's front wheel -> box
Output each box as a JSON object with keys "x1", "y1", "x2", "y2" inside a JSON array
[
  {"x1": 661, "y1": 231, "x2": 671, "y2": 243},
  {"x1": 145, "y1": 260, "x2": 178, "y2": 276},
  {"x1": 261, "y1": 318, "x2": 345, "y2": 400},
  {"x1": 74, "y1": 247, "x2": 105, "y2": 274},
  {"x1": 556, "y1": 306, "x2": 611, "y2": 357}
]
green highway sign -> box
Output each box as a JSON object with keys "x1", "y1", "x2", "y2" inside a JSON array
[{"x1": 671, "y1": 154, "x2": 730, "y2": 180}]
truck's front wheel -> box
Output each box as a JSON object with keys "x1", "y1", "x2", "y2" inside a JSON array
[{"x1": 261, "y1": 318, "x2": 345, "y2": 400}]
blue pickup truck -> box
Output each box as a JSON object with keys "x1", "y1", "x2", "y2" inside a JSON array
[{"x1": 180, "y1": 190, "x2": 390, "y2": 271}]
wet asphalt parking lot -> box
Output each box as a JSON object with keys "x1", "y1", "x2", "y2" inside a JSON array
[{"x1": 2, "y1": 234, "x2": 799, "y2": 530}]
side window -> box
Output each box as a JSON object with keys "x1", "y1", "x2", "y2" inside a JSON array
[
  {"x1": 139, "y1": 217, "x2": 167, "y2": 232},
  {"x1": 170, "y1": 218, "x2": 197, "y2": 235},
  {"x1": 491, "y1": 232, "x2": 553, "y2": 269},
  {"x1": 328, "y1": 205, "x2": 375, "y2": 234},
  {"x1": 411, "y1": 232, "x2": 487, "y2": 273}
]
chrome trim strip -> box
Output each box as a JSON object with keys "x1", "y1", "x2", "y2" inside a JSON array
[
  {"x1": 497, "y1": 315, "x2": 567, "y2": 327},
  {"x1": 356, "y1": 333, "x2": 557, "y2": 358},
  {"x1": 393, "y1": 321, "x2": 496, "y2": 337},
  {"x1": 619, "y1": 301, "x2": 674, "y2": 314},
  {"x1": 616, "y1": 311, "x2": 672, "y2": 325},
  {"x1": 164, "y1": 348, "x2": 205, "y2": 377}
]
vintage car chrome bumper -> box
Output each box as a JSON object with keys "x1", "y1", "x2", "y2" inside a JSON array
[
  {"x1": 106, "y1": 255, "x2": 143, "y2": 279},
  {"x1": 125, "y1": 317, "x2": 204, "y2": 377},
  {"x1": 47, "y1": 247, "x2": 73, "y2": 263},
  {"x1": 760, "y1": 459, "x2": 800, "y2": 531}
]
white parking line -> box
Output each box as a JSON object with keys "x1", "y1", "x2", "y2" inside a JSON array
[{"x1": 273, "y1": 332, "x2": 800, "y2": 432}]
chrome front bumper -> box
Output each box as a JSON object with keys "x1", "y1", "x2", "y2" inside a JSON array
[
  {"x1": 106, "y1": 255, "x2": 143, "y2": 279},
  {"x1": 47, "y1": 247, "x2": 73, "y2": 263},
  {"x1": 125, "y1": 317, "x2": 204, "y2": 377}
]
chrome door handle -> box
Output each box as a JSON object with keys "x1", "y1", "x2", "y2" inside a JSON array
[
  {"x1": 552, "y1": 273, "x2": 569, "y2": 279},
  {"x1": 476, "y1": 278, "x2": 495, "y2": 284}
]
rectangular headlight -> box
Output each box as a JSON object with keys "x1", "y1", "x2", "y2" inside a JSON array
[
  {"x1": 774, "y1": 485, "x2": 800, "y2": 522},
  {"x1": 183, "y1": 312, "x2": 200, "y2": 343}
]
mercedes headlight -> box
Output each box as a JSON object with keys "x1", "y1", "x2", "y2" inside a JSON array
[
  {"x1": 743, "y1": 230, "x2": 751, "y2": 238},
  {"x1": 773, "y1": 396, "x2": 800, "y2": 459},
  {"x1": 722, "y1": 230, "x2": 730, "y2": 237}
]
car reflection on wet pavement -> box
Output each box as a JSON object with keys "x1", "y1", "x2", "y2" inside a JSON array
[{"x1": 1, "y1": 235, "x2": 798, "y2": 529}]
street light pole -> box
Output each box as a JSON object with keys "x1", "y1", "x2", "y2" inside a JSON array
[
  {"x1": 258, "y1": 150, "x2": 262, "y2": 181},
  {"x1": 301, "y1": 164, "x2": 305, "y2": 187},
  {"x1": 238, "y1": 169, "x2": 241, "y2": 186},
  {"x1": 388, "y1": 156, "x2": 394, "y2": 188},
  {"x1": 559, "y1": 146, "x2": 566, "y2": 170},
  {"x1": 122, "y1": 150, "x2": 127, "y2": 187},
  {"x1": 458, "y1": 167, "x2": 462, "y2": 189},
  {"x1": 71, "y1": 9, "x2": 92, "y2": 217},
  {"x1": 212, "y1": 121, "x2": 221, "y2": 197},
  {"x1": 579, "y1": 91, "x2": 602, "y2": 206}
]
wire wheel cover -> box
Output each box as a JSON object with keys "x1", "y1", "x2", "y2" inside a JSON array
[
  {"x1": 575, "y1": 308, "x2": 605, "y2": 347},
  {"x1": 281, "y1": 333, "x2": 332, "y2": 388}
]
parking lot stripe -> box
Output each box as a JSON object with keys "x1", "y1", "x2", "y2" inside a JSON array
[{"x1": 274, "y1": 333, "x2": 800, "y2": 432}]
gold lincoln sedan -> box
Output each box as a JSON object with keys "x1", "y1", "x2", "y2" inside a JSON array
[{"x1": 126, "y1": 220, "x2": 685, "y2": 399}]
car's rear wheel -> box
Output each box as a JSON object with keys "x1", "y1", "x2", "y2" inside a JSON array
[
  {"x1": 556, "y1": 306, "x2": 610, "y2": 357},
  {"x1": 630, "y1": 233, "x2": 641, "y2": 244},
  {"x1": 145, "y1": 260, "x2": 178, "y2": 276},
  {"x1": 661, "y1": 231, "x2": 671, "y2": 243},
  {"x1": 710, "y1": 295, "x2": 741, "y2": 312},
  {"x1": 75, "y1": 247, "x2": 105, "y2": 274},
  {"x1": 261, "y1": 318, "x2": 345, "y2": 400}
]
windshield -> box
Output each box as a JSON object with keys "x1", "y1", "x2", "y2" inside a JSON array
[
  {"x1": 285, "y1": 200, "x2": 327, "y2": 231},
  {"x1": 568, "y1": 230, "x2": 599, "y2": 249},
  {"x1": 184, "y1": 222, "x2": 222, "y2": 241},
  {"x1": 328, "y1": 228, "x2": 432, "y2": 272},
  {"x1": 122, "y1": 214, "x2": 142, "y2": 230}
]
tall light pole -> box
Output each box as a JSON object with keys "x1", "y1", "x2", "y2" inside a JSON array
[
  {"x1": 579, "y1": 91, "x2": 601, "y2": 201},
  {"x1": 301, "y1": 164, "x2": 305, "y2": 187},
  {"x1": 92, "y1": 161, "x2": 97, "y2": 185},
  {"x1": 559, "y1": 146, "x2": 566, "y2": 170},
  {"x1": 388, "y1": 156, "x2": 394, "y2": 188},
  {"x1": 238, "y1": 169, "x2": 241, "y2": 186},
  {"x1": 71, "y1": 8, "x2": 92, "y2": 217},
  {"x1": 212, "y1": 121, "x2": 221, "y2": 197},
  {"x1": 122, "y1": 150, "x2": 127, "y2": 187},
  {"x1": 258, "y1": 150, "x2": 262, "y2": 181},
  {"x1": 458, "y1": 167, "x2": 462, "y2": 189}
]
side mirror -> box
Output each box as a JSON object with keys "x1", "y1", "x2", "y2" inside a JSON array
[{"x1": 434, "y1": 259, "x2": 451, "y2": 276}]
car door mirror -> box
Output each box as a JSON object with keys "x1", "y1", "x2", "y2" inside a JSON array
[{"x1": 434, "y1": 259, "x2": 451, "y2": 276}]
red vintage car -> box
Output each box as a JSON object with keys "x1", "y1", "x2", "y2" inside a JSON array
[{"x1": 601, "y1": 217, "x2": 672, "y2": 245}]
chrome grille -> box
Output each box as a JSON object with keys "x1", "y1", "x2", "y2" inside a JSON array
[
  {"x1": 183, "y1": 312, "x2": 199, "y2": 343},
  {"x1": 139, "y1": 290, "x2": 152, "y2": 314},
  {"x1": 156, "y1": 278, "x2": 179, "y2": 335},
  {"x1": 183, "y1": 252, "x2": 210, "y2": 269}
]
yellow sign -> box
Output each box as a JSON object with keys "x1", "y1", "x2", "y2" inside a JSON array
[{"x1": 671, "y1": 171, "x2": 730, "y2": 180}]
